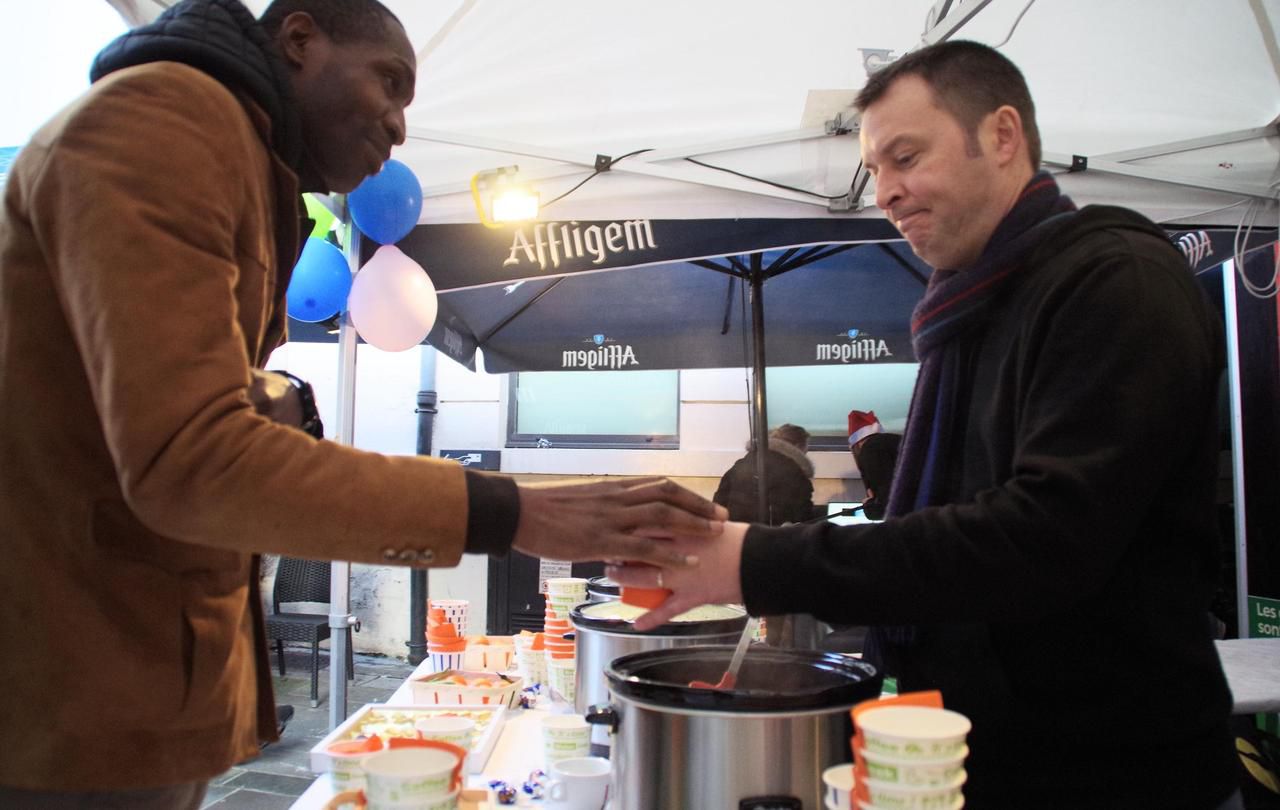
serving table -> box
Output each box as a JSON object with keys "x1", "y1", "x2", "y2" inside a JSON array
[
  {"x1": 290, "y1": 656, "x2": 559, "y2": 809},
  {"x1": 290, "y1": 637, "x2": 1280, "y2": 808}
]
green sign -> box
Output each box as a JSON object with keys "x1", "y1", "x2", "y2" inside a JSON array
[{"x1": 1249, "y1": 595, "x2": 1280, "y2": 638}]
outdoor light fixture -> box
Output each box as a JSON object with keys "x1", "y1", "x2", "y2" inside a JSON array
[
  {"x1": 471, "y1": 166, "x2": 539, "y2": 228},
  {"x1": 492, "y1": 185, "x2": 540, "y2": 222}
]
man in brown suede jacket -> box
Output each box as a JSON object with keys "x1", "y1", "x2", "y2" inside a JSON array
[{"x1": 0, "y1": 1, "x2": 724, "y2": 805}]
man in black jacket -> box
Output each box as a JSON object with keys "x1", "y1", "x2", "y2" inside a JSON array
[{"x1": 612, "y1": 41, "x2": 1239, "y2": 810}]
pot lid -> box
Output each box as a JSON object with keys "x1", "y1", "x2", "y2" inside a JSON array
[
  {"x1": 586, "y1": 575, "x2": 619, "y2": 596},
  {"x1": 605, "y1": 645, "x2": 881, "y2": 712},
  {"x1": 570, "y1": 601, "x2": 747, "y2": 637}
]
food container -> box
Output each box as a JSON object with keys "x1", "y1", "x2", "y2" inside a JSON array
[
  {"x1": 461, "y1": 636, "x2": 515, "y2": 672},
  {"x1": 586, "y1": 575, "x2": 620, "y2": 602},
  {"x1": 408, "y1": 670, "x2": 523, "y2": 708},
  {"x1": 569, "y1": 601, "x2": 748, "y2": 750},
  {"x1": 309, "y1": 704, "x2": 506, "y2": 775},
  {"x1": 588, "y1": 645, "x2": 881, "y2": 810}
]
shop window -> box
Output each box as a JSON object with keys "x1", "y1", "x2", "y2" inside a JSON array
[
  {"x1": 507, "y1": 370, "x2": 679, "y2": 449},
  {"x1": 764, "y1": 364, "x2": 919, "y2": 451}
]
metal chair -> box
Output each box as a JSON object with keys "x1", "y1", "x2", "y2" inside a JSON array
[{"x1": 264, "y1": 557, "x2": 356, "y2": 707}]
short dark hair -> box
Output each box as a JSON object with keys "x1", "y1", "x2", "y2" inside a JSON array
[
  {"x1": 855, "y1": 40, "x2": 1041, "y2": 170},
  {"x1": 769, "y1": 423, "x2": 811, "y2": 450},
  {"x1": 259, "y1": 0, "x2": 403, "y2": 45}
]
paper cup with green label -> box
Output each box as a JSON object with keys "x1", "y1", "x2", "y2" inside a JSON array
[
  {"x1": 855, "y1": 706, "x2": 970, "y2": 760},
  {"x1": 860, "y1": 771, "x2": 966, "y2": 810},
  {"x1": 542, "y1": 714, "x2": 591, "y2": 766},
  {"x1": 857, "y1": 745, "x2": 967, "y2": 788}
]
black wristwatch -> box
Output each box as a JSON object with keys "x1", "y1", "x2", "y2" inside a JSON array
[{"x1": 273, "y1": 370, "x2": 324, "y2": 439}]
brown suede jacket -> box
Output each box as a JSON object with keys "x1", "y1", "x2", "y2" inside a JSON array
[{"x1": 0, "y1": 61, "x2": 479, "y2": 790}]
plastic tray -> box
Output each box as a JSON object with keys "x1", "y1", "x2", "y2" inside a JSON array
[{"x1": 309, "y1": 703, "x2": 507, "y2": 775}]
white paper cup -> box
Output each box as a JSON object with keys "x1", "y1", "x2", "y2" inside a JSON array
[
  {"x1": 548, "y1": 657, "x2": 576, "y2": 704},
  {"x1": 361, "y1": 748, "x2": 461, "y2": 806},
  {"x1": 545, "y1": 577, "x2": 589, "y2": 597},
  {"x1": 861, "y1": 771, "x2": 967, "y2": 810},
  {"x1": 427, "y1": 649, "x2": 465, "y2": 674},
  {"x1": 414, "y1": 715, "x2": 476, "y2": 754},
  {"x1": 542, "y1": 714, "x2": 591, "y2": 766},
  {"x1": 856, "y1": 801, "x2": 963, "y2": 810},
  {"x1": 858, "y1": 745, "x2": 968, "y2": 787},
  {"x1": 544, "y1": 755, "x2": 612, "y2": 810},
  {"x1": 823, "y1": 762, "x2": 855, "y2": 809},
  {"x1": 326, "y1": 749, "x2": 370, "y2": 793},
  {"x1": 856, "y1": 706, "x2": 970, "y2": 760},
  {"x1": 515, "y1": 646, "x2": 547, "y2": 684},
  {"x1": 429, "y1": 599, "x2": 470, "y2": 637}
]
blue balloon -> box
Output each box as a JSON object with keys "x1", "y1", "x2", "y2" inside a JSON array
[
  {"x1": 287, "y1": 237, "x2": 352, "y2": 322},
  {"x1": 348, "y1": 159, "x2": 423, "y2": 245}
]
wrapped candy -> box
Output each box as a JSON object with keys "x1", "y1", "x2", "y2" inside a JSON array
[
  {"x1": 521, "y1": 767, "x2": 548, "y2": 799},
  {"x1": 496, "y1": 783, "x2": 518, "y2": 804}
]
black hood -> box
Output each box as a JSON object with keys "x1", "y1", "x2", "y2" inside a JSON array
[
  {"x1": 90, "y1": 0, "x2": 302, "y2": 172},
  {"x1": 1052, "y1": 204, "x2": 1174, "y2": 253}
]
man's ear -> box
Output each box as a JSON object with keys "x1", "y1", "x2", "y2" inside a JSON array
[
  {"x1": 986, "y1": 105, "x2": 1025, "y2": 168},
  {"x1": 276, "y1": 11, "x2": 321, "y2": 69}
]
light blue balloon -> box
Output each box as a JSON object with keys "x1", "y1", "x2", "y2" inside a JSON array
[
  {"x1": 287, "y1": 237, "x2": 352, "y2": 322},
  {"x1": 348, "y1": 159, "x2": 423, "y2": 245}
]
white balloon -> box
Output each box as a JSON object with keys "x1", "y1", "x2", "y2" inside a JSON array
[{"x1": 347, "y1": 245, "x2": 438, "y2": 352}]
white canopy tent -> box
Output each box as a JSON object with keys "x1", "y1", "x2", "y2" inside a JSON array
[{"x1": 104, "y1": 0, "x2": 1280, "y2": 725}]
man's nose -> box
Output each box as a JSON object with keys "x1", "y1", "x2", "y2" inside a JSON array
[
  {"x1": 386, "y1": 107, "x2": 407, "y2": 146},
  {"x1": 873, "y1": 170, "x2": 900, "y2": 212}
]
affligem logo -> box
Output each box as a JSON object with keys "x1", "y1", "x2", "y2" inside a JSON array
[
  {"x1": 816, "y1": 328, "x2": 892, "y2": 363},
  {"x1": 562, "y1": 334, "x2": 640, "y2": 369}
]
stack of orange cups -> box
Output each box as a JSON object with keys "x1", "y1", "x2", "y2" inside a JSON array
[
  {"x1": 426, "y1": 607, "x2": 466, "y2": 672},
  {"x1": 541, "y1": 600, "x2": 576, "y2": 703},
  {"x1": 542, "y1": 609, "x2": 576, "y2": 662},
  {"x1": 849, "y1": 692, "x2": 970, "y2": 809}
]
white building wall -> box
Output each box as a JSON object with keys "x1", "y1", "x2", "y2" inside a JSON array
[{"x1": 263, "y1": 343, "x2": 863, "y2": 659}]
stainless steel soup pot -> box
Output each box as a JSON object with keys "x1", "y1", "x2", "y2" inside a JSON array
[
  {"x1": 587, "y1": 645, "x2": 880, "y2": 810},
  {"x1": 570, "y1": 602, "x2": 747, "y2": 750}
]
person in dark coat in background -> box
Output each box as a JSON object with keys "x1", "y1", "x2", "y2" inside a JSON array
[
  {"x1": 714, "y1": 423, "x2": 816, "y2": 525},
  {"x1": 847, "y1": 409, "x2": 902, "y2": 520}
]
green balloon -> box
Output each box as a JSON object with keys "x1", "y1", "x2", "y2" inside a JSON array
[{"x1": 303, "y1": 194, "x2": 337, "y2": 241}]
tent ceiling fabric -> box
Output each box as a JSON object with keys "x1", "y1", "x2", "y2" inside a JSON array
[{"x1": 108, "y1": 0, "x2": 1279, "y2": 225}]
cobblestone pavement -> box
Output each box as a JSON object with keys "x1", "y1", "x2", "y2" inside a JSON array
[{"x1": 201, "y1": 650, "x2": 415, "y2": 809}]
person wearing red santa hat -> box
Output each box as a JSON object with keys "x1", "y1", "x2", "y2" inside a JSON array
[{"x1": 848, "y1": 410, "x2": 901, "y2": 521}]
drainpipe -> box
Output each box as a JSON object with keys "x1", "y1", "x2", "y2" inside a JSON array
[{"x1": 407, "y1": 348, "x2": 439, "y2": 665}]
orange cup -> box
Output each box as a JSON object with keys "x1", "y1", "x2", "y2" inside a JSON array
[{"x1": 620, "y1": 587, "x2": 671, "y2": 609}]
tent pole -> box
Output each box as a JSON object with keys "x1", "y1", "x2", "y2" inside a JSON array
[
  {"x1": 749, "y1": 254, "x2": 770, "y2": 525},
  {"x1": 328, "y1": 212, "x2": 360, "y2": 730}
]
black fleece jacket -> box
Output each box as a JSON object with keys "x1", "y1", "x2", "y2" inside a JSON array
[{"x1": 742, "y1": 206, "x2": 1236, "y2": 809}]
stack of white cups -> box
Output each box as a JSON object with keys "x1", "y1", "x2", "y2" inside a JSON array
[
  {"x1": 852, "y1": 706, "x2": 971, "y2": 809},
  {"x1": 544, "y1": 577, "x2": 589, "y2": 619}
]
